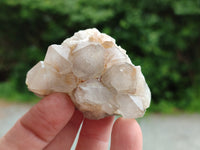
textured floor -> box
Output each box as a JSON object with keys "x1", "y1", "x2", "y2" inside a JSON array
[
  {"x1": 139, "y1": 114, "x2": 200, "y2": 150},
  {"x1": 0, "y1": 101, "x2": 200, "y2": 150}
]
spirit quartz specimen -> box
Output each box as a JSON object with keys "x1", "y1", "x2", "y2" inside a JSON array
[{"x1": 26, "y1": 28, "x2": 151, "y2": 119}]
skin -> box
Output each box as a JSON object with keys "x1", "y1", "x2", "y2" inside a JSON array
[{"x1": 0, "y1": 93, "x2": 142, "y2": 150}]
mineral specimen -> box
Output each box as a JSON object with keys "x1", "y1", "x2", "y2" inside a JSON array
[{"x1": 26, "y1": 28, "x2": 151, "y2": 119}]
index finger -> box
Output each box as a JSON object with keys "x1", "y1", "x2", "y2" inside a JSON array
[{"x1": 0, "y1": 93, "x2": 75, "y2": 150}]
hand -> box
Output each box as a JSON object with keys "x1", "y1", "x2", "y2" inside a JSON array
[{"x1": 0, "y1": 93, "x2": 142, "y2": 150}]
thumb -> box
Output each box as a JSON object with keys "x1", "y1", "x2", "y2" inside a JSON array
[{"x1": 0, "y1": 93, "x2": 75, "y2": 150}]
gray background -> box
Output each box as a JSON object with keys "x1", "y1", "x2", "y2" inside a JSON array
[{"x1": 0, "y1": 101, "x2": 200, "y2": 150}]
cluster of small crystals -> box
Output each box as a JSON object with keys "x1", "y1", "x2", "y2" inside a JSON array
[{"x1": 26, "y1": 28, "x2": 151, "y2": 119}]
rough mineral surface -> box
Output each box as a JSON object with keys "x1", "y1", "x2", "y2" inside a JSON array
[{"x1": 26, "y1": 28, "x2": 151, "y2": 120}]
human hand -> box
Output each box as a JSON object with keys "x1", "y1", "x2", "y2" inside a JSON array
[{"x1": 0, "y1": 93, "x2": 142, "y2": 150}]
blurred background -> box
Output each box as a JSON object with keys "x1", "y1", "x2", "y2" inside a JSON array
[{"x1": 0, "y1": 0, "x2": 200, "y2": 149}]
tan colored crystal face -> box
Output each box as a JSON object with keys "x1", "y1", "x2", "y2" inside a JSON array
[{"x1": 26, "y1": 28, "x2": 151, "y2": 120}]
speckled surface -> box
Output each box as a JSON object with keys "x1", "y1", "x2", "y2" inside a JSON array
[{"x1": 139, "y1": 114, "x2": 200, "y2": 150}]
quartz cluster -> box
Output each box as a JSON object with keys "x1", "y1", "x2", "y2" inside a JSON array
[{"x1": 26, "y1": 28, "x2": 151, "y2": 119}]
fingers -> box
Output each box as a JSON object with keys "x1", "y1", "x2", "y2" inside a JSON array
[
  {"x1": 111, "y1": 118, "x2": 143, "y2": 150},
  {"x1": 76, "y1": 116, "x2": 115, "y2": 150},
  {"x1": 44, "y1": 110, "x2": 83, "y2": 150},
  {"x1": 0, "y1": 93, "x2": 75, "y2": 150},
  {"x1": 0, "y1": 92, "x2": 143, "y2": 150}
]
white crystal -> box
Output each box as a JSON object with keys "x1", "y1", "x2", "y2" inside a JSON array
[
  {"x1": 26, "y1": 61, "x2": 76, "y2": 96},
  {"x1": 71, "y1": 42, "x2": 105, "y2": 80},
  {"x1": 74, "y1": 79, "x2": 117, "y2": 119},
  {"x1": 26, "y1": 28, "x2": 151, "y2": 120},
  {"x1": 62, "y1": 28, "x2": 115, "y2": 50},
  {"x1": 105, "y1": 45, "x2": 132, "y2": 69},
  {"x1": 102, "y1": 63, "x2": 137, "y2": 94},
  {"x1": 44, "y1": 44, "x2": 71, "y2": 74},
  {"x1": 115, "y1": 94, "x2": 145, "y2": 118},
  {"x1": 134, "y1": 66, "x2": 151, "y2": 109}
]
